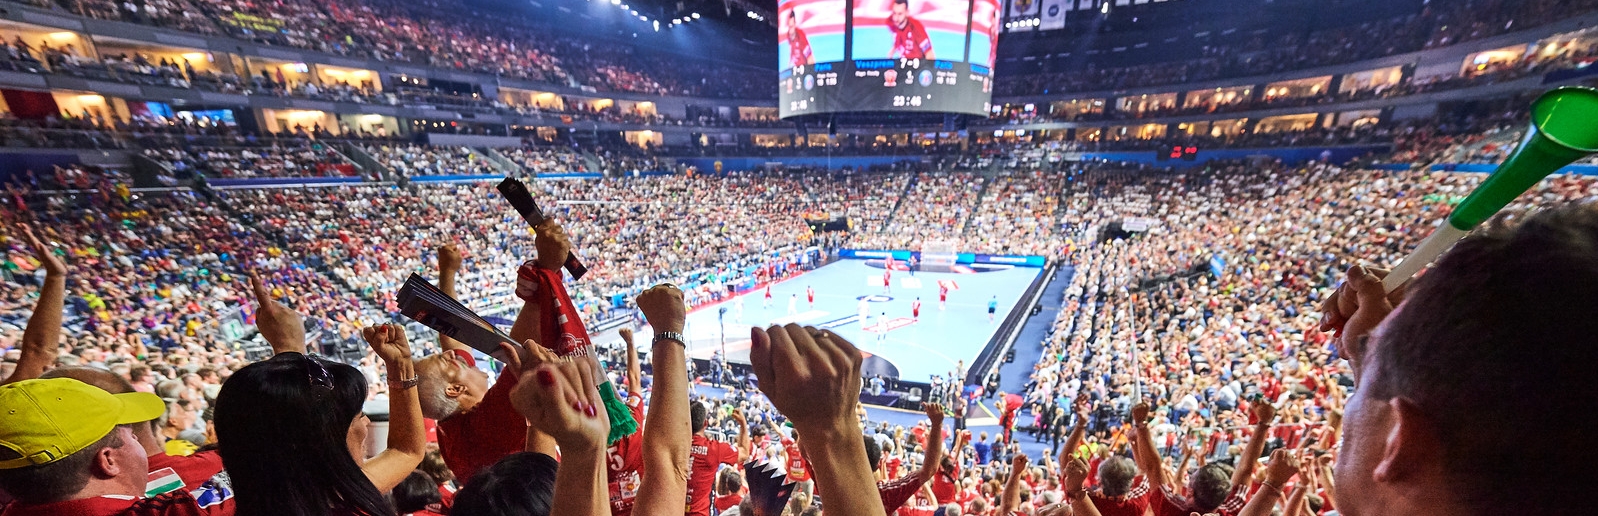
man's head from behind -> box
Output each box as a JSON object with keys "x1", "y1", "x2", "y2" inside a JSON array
[
  {"x1": 691, "y1": 401, "x2": 710, "y2": 434},
  {"x1": 415, "y1": 351, "x2": 491, "y2": 420},
  {"x1": 1096, "y1": 456, "x2": 1136, "y2": 497},
  {"x1": 1336, "y1": 203, "x2": 1598, "y2": 516},
  {"x1": 0, "y1": 378, "x2": 164, "y2": 505}
]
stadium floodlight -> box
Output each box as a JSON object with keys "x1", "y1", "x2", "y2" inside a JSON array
[
  {"x1": 692, "y1": 12, "x2": 700, "y2": 18},
  {"x1": 1101, "y1": 2, "x2": 1110, "y2": 14},
  {"x1": 610, "y1": 0, "x2": 618, "y2": 4}
]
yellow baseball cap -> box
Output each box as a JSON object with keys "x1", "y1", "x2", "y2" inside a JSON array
[{"x1": 0, "y1": 378, "x2": 164, "y2": 470}]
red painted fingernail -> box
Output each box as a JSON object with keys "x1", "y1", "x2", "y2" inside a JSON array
[
  {"x1": 536, "y1": 370, "x2": 556, "y2": 386},
  {"x1": 572, "y1": 401, "x2": 586, "y2": 413},
  {"x1": 585, "y1": 403, "x2": 598, "y2": 418}
]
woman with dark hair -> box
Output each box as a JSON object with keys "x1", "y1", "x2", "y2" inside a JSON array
[{"x1": 215, "y1": 323, "x2": 426, "y2": 516}]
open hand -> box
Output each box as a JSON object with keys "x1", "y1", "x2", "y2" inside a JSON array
[
  {"x1": 510, "y1": 359, "x2": 609, "y2": 452},
  {"x1": 18, "y1": 224, "x2": 65, "y2": 276},
  {"x1": 251, "y1": 275, "x2": 306, "y2": 354}
]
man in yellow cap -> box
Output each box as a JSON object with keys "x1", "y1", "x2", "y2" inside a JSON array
[{"x1": 0, "y1": 378, "x2": 231, "y2": 515}]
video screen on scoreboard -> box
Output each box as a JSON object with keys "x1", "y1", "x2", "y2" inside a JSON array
[
  {"x1": 967, "y1": 0, "x2": 1000, "y2": 70},
  {"x1": 850, "y1": 0, "x2": 969, "y2": 61},
  {"x1": 779, "y1": 0, "x2": 992, "y2": 118},
  {"x1": 779, "y1": 0, "x2": 846, "y2": 71}
]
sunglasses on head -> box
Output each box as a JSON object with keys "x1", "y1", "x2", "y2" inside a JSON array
[{"x1": 272, "y1": 352, "x2": 334, "y2": 391}]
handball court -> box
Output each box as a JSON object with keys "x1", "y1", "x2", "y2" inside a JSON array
[{"x1": 673, "y1": 258, "x2": 1043, "y2": 383}]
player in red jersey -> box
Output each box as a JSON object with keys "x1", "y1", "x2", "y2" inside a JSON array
[
  {"x1": 806, "y1": 285, "x2": 815, "y2": 309},
  {"x1": 883, "y1": 268, "x2": 893, "y2": 294},
  {"x1": 938, "y1": 283, "x2": 948, "y2": 310},
  {"x1": 911, "y1": 297, "x2": 922, "y2": 321},
  {"x1": 763, "y1": 284, "x2": 773, "y2": 307},
  {"x1": 787, "y1": 10, "x2": 814, "y2": 69},
  {"x1": 887, "y1": 0, "x2": 934, "y2": 60}
]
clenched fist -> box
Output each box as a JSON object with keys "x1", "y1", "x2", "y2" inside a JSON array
[{"x1": 636, "y1": 284, "x2": 686, "y2": 335}]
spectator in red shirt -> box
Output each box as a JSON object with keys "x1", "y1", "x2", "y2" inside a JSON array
[
  {"x1": 870, "y1": 402, "x2": 946, "y2": 513},
  {"x1": 0, "y1": 378, "x2": 232, "y2": 516},
  {"x1": 393, "y1": 471, "x2": 448, "y2": 516},
  {"x1": 930, "y1": 430, "x2": 970, "y2": 504},
  {"x1": 687, "y1": 401, "x2": 746, "y2": 516},
  {"x1": 887, "y1": 0, "x2": 934, "y2": 60},
  {"x1": 417, "y1": 237, "x2": 566, "y2": 482},
  {"x1": 714, "y1": 469, "x2": 744, "y2": 513},
  {"x1": 1317, "y1": 206, "x2": 1598, "y2": 516},
  {"x1": 787, "y1": 10, "x2": 814, "y2": 68},
  {"x1": 40, "y1": 367, "x2": 223, "y2": 489},
  {"x1": 1132, "y1": 400, "x2": 1274, "y2": 516}
]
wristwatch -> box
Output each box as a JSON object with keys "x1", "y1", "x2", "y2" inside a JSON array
[
  {"x1": 654, "y1": 331, "x2": 686, "y2": 346},
  {"x1": 388, "y1": 375, "x2": 421, "y2": 391}
]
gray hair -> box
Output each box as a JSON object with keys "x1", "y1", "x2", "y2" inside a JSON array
[{"x1": 416, "y1": 371, "x2": 461, "y2": 420}]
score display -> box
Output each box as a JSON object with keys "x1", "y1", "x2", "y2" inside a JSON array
[{"x1": 778, "y1": 0, "x2": 994, "y2": 118}]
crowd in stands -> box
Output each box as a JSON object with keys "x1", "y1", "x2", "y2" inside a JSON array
[
  {"x1": 3, "y1": 104, "x2": 1598, "y2": 515},
  {"x1": 500, "y1": 146, "x2": 588, "y2": 174},
  {"x1": 364, "y1": 144, "x2": 498, "y2": 178},
  {"x1": 996, "y1": 0, "x2": 1598, "y2": 96},
  {"x1": 5, "y1": 0, "x2": 767, "y2": 99}
]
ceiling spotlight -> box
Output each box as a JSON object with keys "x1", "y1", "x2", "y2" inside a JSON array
[
  {"x1": 692, "y1": 12, "x2": 700, "y2": 18},
  {"x1": 610, "y1": 0, "x2": 618, "y2": 4}
]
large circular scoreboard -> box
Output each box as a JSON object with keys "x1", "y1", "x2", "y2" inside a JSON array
[{"x1": 778, "y1": 0, "x2": 998, "y2": 118}]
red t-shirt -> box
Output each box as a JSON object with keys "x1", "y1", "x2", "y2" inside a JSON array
[
  {"x1": 687, "y1": 434, "x2": 739, "y2": 516},
  {"x1": 884, "y1": 456, "x2": 904, "y2": 480},
  {"x1": 896, "y1": 493, "x2": 938, "y2": 516},
  {"x1": 878, "y1": 473, "x2": 927, "y2": 514},
  {"x1": 887, "y1": 17, "x2": 933, "y2": 59},
  {"x1": 0, "y1": 485, "x2": 233, "y2": 516},
  {"x1": 790, "y1": 29, "x2": 813, "y2": 68},
  {"x1": 606, "y1": 395, "x2": 648, "y2": 516},
  {"x1": 1088, "y1": 475, "x2": 1151, "y2": 516},
  {"x1": 714, "y1": 492, "x2": 743, "y2": 513},
  {"x1": 931, "y1": 464, "x2": 959, "y2": 504},
  {"x1": 781, "y1": 437, "x2": 811, "y2": 483},
  {"x1": 437, "y1": 350, "x2": 524, "y2": 482},
  {"x1": 146, "y1": 451, "x2": 224, "y2": 489},
  {"x1": 1149, "y1": 482, "x2": 1249, "y2": 516}
]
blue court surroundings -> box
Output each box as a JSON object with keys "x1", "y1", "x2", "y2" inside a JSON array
[{"x1": 677, "y1": 258, "x2": 1042, "y2": 382}]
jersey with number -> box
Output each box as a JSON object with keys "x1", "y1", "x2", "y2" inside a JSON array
[
  {"x1": 606, "y1": 395, "x2": 648, "y2": 516},
  {"x1": 887, "y1": 17, "x2": 932, "y2": 59}
]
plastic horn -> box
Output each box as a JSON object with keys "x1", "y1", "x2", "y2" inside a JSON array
[{"x1": 1382, "y1": 86, "x2": 1598, "y2": 292}]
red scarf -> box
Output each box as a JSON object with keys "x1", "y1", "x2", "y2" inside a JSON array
[{"x1": 516, "y1": 261, "x2": 591, "y2": 357}]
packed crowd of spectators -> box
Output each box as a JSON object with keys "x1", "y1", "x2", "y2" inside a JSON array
[
  {"x1": 996, "y1": 0, "x2": 1598, "y2": 96},
  {"x1": 852, "y1": 172, "x2": 985, "y2": 252},
  {"x1": 363, "y1": 144, "x2": 498, "y2": 178},
  {"x1": 963, "y1": 170, "x2": 1067, "y2": 256}
]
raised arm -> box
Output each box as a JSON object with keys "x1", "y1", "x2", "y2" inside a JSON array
[
  {"x1": 998, "y1": 453, "x2": 1029, "y2": 516},
  {"x1": 751, "y1": 324, "x2": 886, "y2": 516},
  {"x1": 3, "y1": 224, "x2": 64, "y2": 385},
  {"x1": 1129, "y1": 401, "x2": 1166, "y2": 487},
  {"x1": 1061, "y1": 456, "x2": 1102, "y2": 516},
  {"x1": 1235, "y1": 448, "x2": 1298, "y2": 516},
  {"x1": 510, "y1": 358, "x2": 612, "y2": 516},
  {"x1": 436, "y1": 243, "x2": 468, "y2": 353},
  {"x1": 632, "y1": 285, "x2": 692, "y2": 516},
  {"x1": 1058, "y1": 396, "x2": 1090, "y2": 464},
  {"x1": 358, "y1": 324, "x2": 426, "y2": 491},
  {"x1": 733, "y1": 408, "x2": 752, "y2": 463},
  {"x1": 508, "y1": 220, "x2": 573, "y2": 344},
  {"x1": 619, "y1": 327, "x2": 641, "y2": 394},
  {"x1": 249, "y1": 275, "x2": 307, "y2": 356},
  {"x1": 1232, "y1": 399, "x2": 1277, "y2": 488},
  {"x1": 915, "y1": 402, "x2": 946, "y2": 484}
]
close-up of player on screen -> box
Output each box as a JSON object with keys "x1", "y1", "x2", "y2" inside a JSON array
[{"x1": 887, "y1": 0, "x2": 934, "y2": 60}]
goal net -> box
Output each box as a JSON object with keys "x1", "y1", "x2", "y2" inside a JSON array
[{"x1": 921, "y1": 239, "x2": 960, "y2": 272}]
